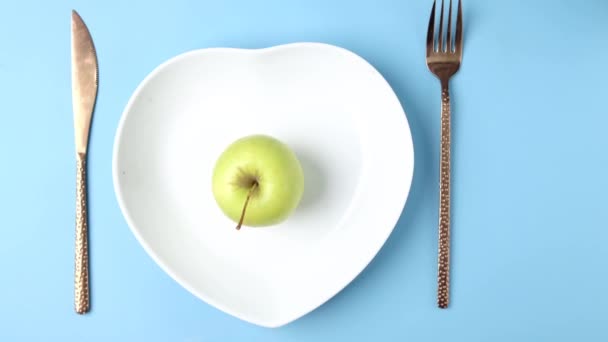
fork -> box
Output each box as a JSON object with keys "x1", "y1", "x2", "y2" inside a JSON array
[{"x1": 426, "y1": 0, "x2": 463, "y2": 309}]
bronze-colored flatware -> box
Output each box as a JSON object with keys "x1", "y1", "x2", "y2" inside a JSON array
[
  {"x1": 426, "y1": 0, "x2": 463, "y2": 309},
  {"x1": 71, "y1": 9, "x2": 98, "y2": 314}
]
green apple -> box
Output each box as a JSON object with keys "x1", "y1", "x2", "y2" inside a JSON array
[{"x1": 212, "y1": 134, "x2": 305, "y2": 229}]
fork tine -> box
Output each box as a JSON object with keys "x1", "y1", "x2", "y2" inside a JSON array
[
  {"x1": 426, "y1": 0, "x2": 436, "y2": 55},
  {"x1": 455, "y1": 0, "x2": 463, "y2": 54},
  {"x1": 447, "y1": 0, "x2": 453, "y2": 52},
  {"x1": 438, "y1": 0, "x2": 444, "y2": 52}
]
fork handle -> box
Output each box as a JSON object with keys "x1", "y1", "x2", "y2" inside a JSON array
[
  {"x1": 437, "y1": 80, "x2": 451, "y2": 309},
  {"x1": 75, "y1": 152, "x2": 90, "y2": 314}
]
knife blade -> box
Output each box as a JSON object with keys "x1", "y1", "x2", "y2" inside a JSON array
[{"x1": 71, "y1": 9, "x2": 98, "y2": 315}]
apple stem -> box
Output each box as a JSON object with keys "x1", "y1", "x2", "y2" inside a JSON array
[{"x1": 236, "y1": 181, "x2": 258, "y2": 230}]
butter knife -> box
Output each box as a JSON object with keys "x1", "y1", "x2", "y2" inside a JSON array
[{"x1": 71, "y1": 10, "x2": 98, "y2": 315}]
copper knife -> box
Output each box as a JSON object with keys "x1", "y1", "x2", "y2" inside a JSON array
[{"x1": 71, "y1": 10, "x2": 98, "y2": 314}]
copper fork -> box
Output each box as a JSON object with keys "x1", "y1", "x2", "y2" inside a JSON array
[{"x1": 426, "y1": 0, "x2": 463, "y2": 309}]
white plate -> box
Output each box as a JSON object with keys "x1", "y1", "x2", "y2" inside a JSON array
[{"x1": 113, "y1": 42, "x2": 414, "y2": 327}]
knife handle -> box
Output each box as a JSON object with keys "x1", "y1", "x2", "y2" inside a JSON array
[{"x1": 75, "y1": 152, "x2": 90, "y2": 314}]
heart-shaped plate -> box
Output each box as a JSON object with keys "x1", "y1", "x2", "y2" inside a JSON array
[{"x1": 113, "y1": 42, "x2": 413, "y2": 327}]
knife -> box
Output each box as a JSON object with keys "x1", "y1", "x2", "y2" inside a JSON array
[{"x1": 71, "y1": 10, "x2": 98, "y2": 315}]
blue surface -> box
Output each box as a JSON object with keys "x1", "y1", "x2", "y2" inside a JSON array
[{"x1": 1, "y1": 0, "x2": 607, "y2": 340}]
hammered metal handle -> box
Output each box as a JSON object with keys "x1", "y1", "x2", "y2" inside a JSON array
[
  {"x1": 75, "y1": 153, "x2": 90, "y2": 314},
  {"x1": 437, "y1": 82, "x2": 451, "y2": 309}
]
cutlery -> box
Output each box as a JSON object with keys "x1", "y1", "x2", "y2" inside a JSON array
[
  {"x1": 71, "y1": 10, "x2": 98, "y2": 314},
  {"x1": 426, "y1": 0, "x2": 463, "y2": 309}
]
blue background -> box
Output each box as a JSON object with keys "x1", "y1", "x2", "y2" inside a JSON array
[{"x1": 1, "y1": 0, "x2": 607, "y2": 340}]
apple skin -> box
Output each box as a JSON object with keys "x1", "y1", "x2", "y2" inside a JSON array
[{"x1": 212, "y1": 134, "x2": 304, "y2": 227}]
